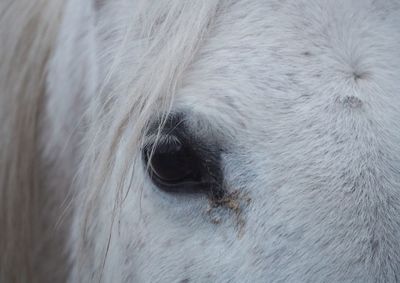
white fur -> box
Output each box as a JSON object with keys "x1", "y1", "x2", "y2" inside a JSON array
[{"x1": 2, "y1": 0, "x2": 400, "y2": 282}]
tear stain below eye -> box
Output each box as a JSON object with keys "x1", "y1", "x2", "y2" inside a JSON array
[{"x1": 206, "y1": 190, "x2": 252, "y2": 238}]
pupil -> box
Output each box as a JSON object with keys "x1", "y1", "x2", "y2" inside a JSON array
[{"x1": 149, "y1": 141, "x2": 198, "y2": 183}]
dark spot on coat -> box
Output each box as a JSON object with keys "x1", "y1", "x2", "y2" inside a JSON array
[
  {"x1": 353, "y1": 71, "x2": 370, "y2": 81},
  {"x1": 342, "y1": 96, "x2": 363, "y2": 109}
]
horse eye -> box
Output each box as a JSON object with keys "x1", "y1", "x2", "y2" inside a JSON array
[
  {"x1": 143, "y1": 138, "x2": 205, "y2": 193},
  {"x1": 143, "y1": 133, "x2": 225, "y2": 199}
]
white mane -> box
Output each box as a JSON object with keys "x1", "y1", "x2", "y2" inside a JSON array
[{"x1": 0, "y1": 1, "x2": 64, "y2": 281}]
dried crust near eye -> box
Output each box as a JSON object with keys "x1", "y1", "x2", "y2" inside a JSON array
[{"x1": 206, "y1": 190, "x2": 252, "y2": 238}]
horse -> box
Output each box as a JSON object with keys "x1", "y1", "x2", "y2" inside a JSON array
[{"x1": 1, "y1": 0, "x2": 400, "y2": 282}]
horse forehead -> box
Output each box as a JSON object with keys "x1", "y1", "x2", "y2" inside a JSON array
[{"x1": 176, "y1": 0, "x2": 400, "y2": 132}]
